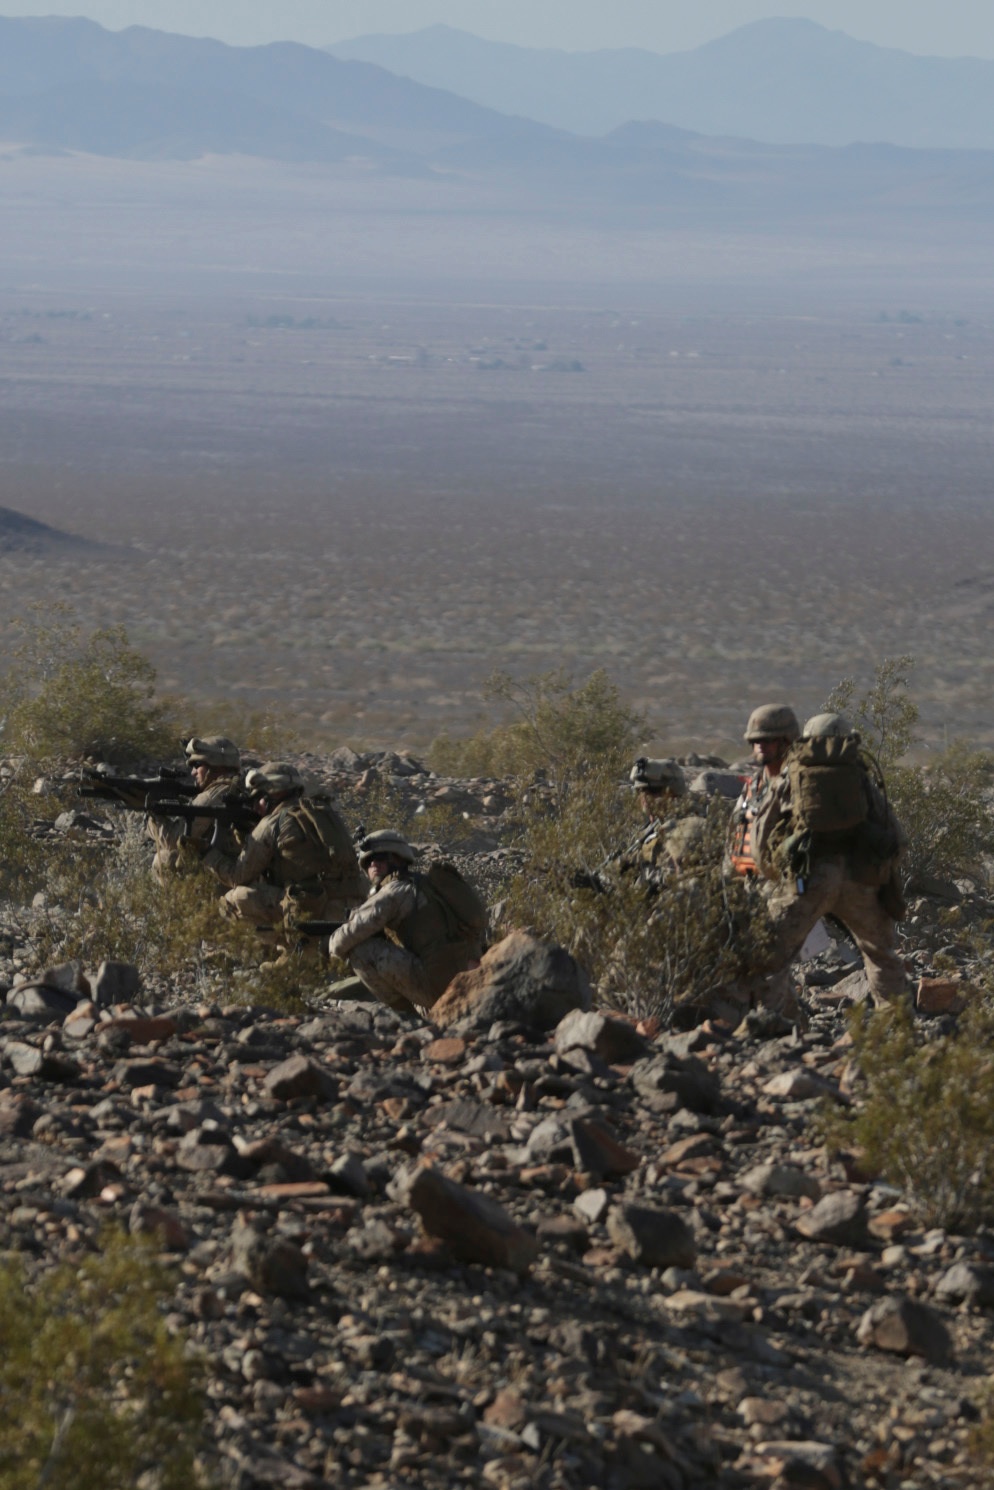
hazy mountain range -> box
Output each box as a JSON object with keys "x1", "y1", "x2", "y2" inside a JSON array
[
  {"x1": 1, "y1": 16, "x2": 993, "y2": 220},
  {"x1": 328, "y1": 19, "x2": 994, "y2": 150}
]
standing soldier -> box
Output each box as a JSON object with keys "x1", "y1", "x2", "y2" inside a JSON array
[
  {"x1": 750, "y1": 713, "x2": 908, "y2": 1006},
  {"x1": 203, "y1": 761, "x2": 365, "y2": 930},
  {"x1": 722, "y1": 705, "x2": 801, "y2": 1016},
  {"x1": 148, "y1": 735, "x2": 242, "y2": 881},
  {"x1": 725, "y1": 705, "x2": 800, "y2": 880}
]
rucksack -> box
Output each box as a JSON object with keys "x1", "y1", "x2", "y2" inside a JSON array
[
  {"x1": 416, "y1": 862, "x2": 488, "y2": 946},
  {"x1": 786, "y1": 734, "x2": 871, "y2": 837}
]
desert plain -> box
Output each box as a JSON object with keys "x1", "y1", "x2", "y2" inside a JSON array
[{"x1": 1, "y1": 153, "x2": 993, "y2": 755}]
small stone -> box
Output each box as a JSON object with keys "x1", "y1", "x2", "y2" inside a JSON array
[
  {"x1": 93, "y1": 961, "x2": 141, "y2": 1007},
  {"x1": 934, "y1": 1261, "x2": 994, "y2": 1308},
  {"x1": 553, "y1": 1009, "x2": 649, "y2": 1065},
  {"x1": 742, "y1": 1162, "x2": 822, "y2": 1201},
  {"x1": 856, "y1": 1296, "x2": 951, "y2": 1363},
  {"x1": 423, "y1": 1036, "x2": 467, "y2": 1066},
  {"x1": 763, "y1": 1069, "x2": 837, "y2": 1100},
  {"x1": 795, "y1": 1189, "x2": 868, "y2": 1246},
  {"x1": 401, "y1": 1164, "x2": 539, "y2": 1274},
  {"x1": 607, "y1": 1202, "x2": 697, "y2": 1269},
  {"x1": 129, "y1": 1201, "x2": 190, "y2": 1251},
  {"x1": 573, "y1": 1188, "x2": 610, "y2": 1225},
  {"x1": 568, "y1": 1116, "x2": 639, "y2": 1178},
  {"x1": 915, "y1": 976, "x2": 972, "y2": 1015},
  {"x1": 263, "y1": 1054, "x2": 337, "y2": 1103},
  {"x1": 431, "y1": 931, "x2": 592, "y2": 1032},
  {"x1": 229, "y1": 1217, "x2": 310, "y2": 1299}
]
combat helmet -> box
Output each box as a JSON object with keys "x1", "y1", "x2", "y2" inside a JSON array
[
  {"x1": 743, "y1": 704, "x2": 800, "y2": 744},
  {"x1": 244, "y1": 761, "x2": 304, "y2": 796},
  {"x1": 358, "y1": 829, "x2": 417, "y2": 867},
  {"x1": 184, "y1": 735, "x2": 240, "y2": 771},
  {"x1": 802, "y1": 712, "x2": 857, "y2": 740},
  {"x1": 629, "y1": 757, "x2": 687, "y2": 798}
]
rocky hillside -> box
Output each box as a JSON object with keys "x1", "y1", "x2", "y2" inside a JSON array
[{"x1": 1, "y1": 744, "x2": 993, "y2": 1488}]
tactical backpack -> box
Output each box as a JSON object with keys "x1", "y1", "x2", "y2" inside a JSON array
[
  {"x1": 786, "y1": 733, "x2": 870, "y2": 837},
  {"x1": 776, "y1": 734, "x2": 901, "y2": 884},
  {"x1": 415, "y1": 862, "x2": 488, "y2": 950}
]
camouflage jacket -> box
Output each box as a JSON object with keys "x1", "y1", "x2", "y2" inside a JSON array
[
  {"x1": 147, "y1": 773, "x2": 242, "y2": 860},
  {"x1": 203, "y1": 796, "x2": 364, "y2": 897}
]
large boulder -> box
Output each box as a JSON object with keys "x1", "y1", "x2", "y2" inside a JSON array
[{"x1": 431, "y1": 931, "x2": 591, "y2": 1032}]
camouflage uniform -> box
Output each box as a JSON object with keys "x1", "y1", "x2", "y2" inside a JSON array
[
  {"x1": 204, "y1": 777, "x2": 365, "y2": 929},
  {"x1": 329, "y1": 832, "x2": 481, "y2": 1016},
  {"x1": 748, "y1": 719, "x2": 908, "y2": 1006},
  {"x1": 147, "y1": 735, "x2": 242, "y2": 882},
  {"x1": 721, "y1": 705, "x2": 801, "y2": 1016}
]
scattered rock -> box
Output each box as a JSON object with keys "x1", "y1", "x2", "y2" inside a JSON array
[
  {"x1": 856, "y1": 1295, "x2": 952, "y2": 1363},
  {"x1": 431, "y1": 931, "x2": 592, "y2": 1031},
  {"x1": 263, "y1": 1055, "x2": 337, "y2": 1103},
  {"x1": 607, "y1": 1202, "x2": 697, "y2": 1269},
  {"x1": 401, "y1": 1164, "x2": 539, "y2": 1274},
  {"x1": 795, "y1": 1190, "x2": 869, "y2": 1246}
]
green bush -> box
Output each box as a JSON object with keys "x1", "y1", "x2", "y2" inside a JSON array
[
  {"x1": 0, "y1": 609, "x2": 175, "y2": 765},
  {"x1": 822, "y1": 1002, "x2": 994, "y2": 1230},
  {"x1": 430, "y1": 668, "x2": 642, "y2": 783},
  {"x1": 0, "y1": 1230, "x2": 209, "y2": 1490}
]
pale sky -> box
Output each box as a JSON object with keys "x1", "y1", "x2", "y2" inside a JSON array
[{"x1": 3, "y1": 1, "x2": 994, "y2": 58}]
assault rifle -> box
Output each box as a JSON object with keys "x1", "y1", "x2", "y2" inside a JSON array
[
  {"x1": 289, "y1": 920, "x2": 344, "y2": 939},
  {"x1": 571, "y1": 822, "x2": 659, "y2": 894},
  {"x1": 79, "y1": 766, "x2": 198, "y2": 809},
  {"x1": 145, "y1": 796, "x2": 259, "y2": 836}
]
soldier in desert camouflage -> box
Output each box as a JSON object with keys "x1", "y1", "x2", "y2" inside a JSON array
[
  {"x1": 202, "y1": 761, "x2": 365, "y2": 930},
  {"x1": 725, "y1": 705, "x2": 800, "y2": 881},
  {"x1": 625, "y1": 756, "x2": 707, "y2": 883},
  {"x1": 328, "y1": 830, "x2": 485, "y2": 1018},
  {"x1": 148, "y1": 735, "x2": 243, "y2": 882},
  {"x1": 748, "y1": 712, "x2": 908, "y2": 1007}
]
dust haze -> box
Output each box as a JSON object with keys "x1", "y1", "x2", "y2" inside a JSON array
[{"x1": 2, "y1": 154, "x2": 994, "y2": 755}]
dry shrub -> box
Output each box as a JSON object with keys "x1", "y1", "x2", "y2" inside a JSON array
[
  {"x1": 501, "y1": 762, "x2": 765, "y2": 1022},
  {"x1": 0, "y1": 1230, "x2": 210, "y2": 1490},
  {"x1": 430, "y1": 667, "x2": 643, "y2": 780},
  {"x1": 0, "y1": 608, "x2": 176, "y2": 766},
  {"x1": 28, "y1": 816, "x2": 323, "y2": 1012},
  {"x1": 822, "y1": 1002, "x2": 994, "y2": 1231}
]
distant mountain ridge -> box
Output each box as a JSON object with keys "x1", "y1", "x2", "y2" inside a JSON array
[
  {"x1": 327, "y1": 19, "x2": 994, "y2": 149},
  {"x1": 0, "y1": 16, "x2": 554, "y2": 164},
  {"x1": 1, "y1": 16, "x2": 993, "y2": 223}
]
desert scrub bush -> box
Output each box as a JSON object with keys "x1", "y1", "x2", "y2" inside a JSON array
[
  {"x1": 429, "y1": 667, "x2": 642, "y2": 782},
  {"x1": 0, "y1": 1229, "x2": 210, "y2": 1490},
  {"x1": 436, "y1": 668, "x2": 768, "y2": 1020},
  {"x1": 30, "y1": 818, "x2": 326, "y2": 1011},
  {"x1": 0, "y1": 607, "x2": 176, "y2": 765},
  {"x1": 501, "y1": 765, "x2": 766, "y2": 1021},
  {"x1": 821, "y1": 1002, "x2": 994, "y2": 1230},
  {"x1": 0, "y1": 767, "x2": 47, "y2": 901}
]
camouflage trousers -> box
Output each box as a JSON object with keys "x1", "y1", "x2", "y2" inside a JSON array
[
  {"x1": 754, "y1": 857, "x2": 907, "y2": 1006},
  {"x1": 220, "y1": 884, "x2": 358, "y2": 931},
  {"x1": 348, "y1": 936, "x2": 432, "y2": 1017}
]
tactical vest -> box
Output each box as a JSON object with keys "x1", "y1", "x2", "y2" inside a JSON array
[
  {"x1": 726, "y1": 774, "x2": 771, "y2": 877},
  {"x1": 394, "y1": 866, "x2": 486, "y2": 1001}
]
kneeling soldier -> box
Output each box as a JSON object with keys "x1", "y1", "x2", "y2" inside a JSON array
[
  {"x1": 328, "y1": 830, "x2": 485, "y2": 1018},
  {"x1": 148, "y1": 735, "x2": 242, "y2": 881},
  {"x1": 203, "y1": 761, "x2": 365, "y2": 930}
]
